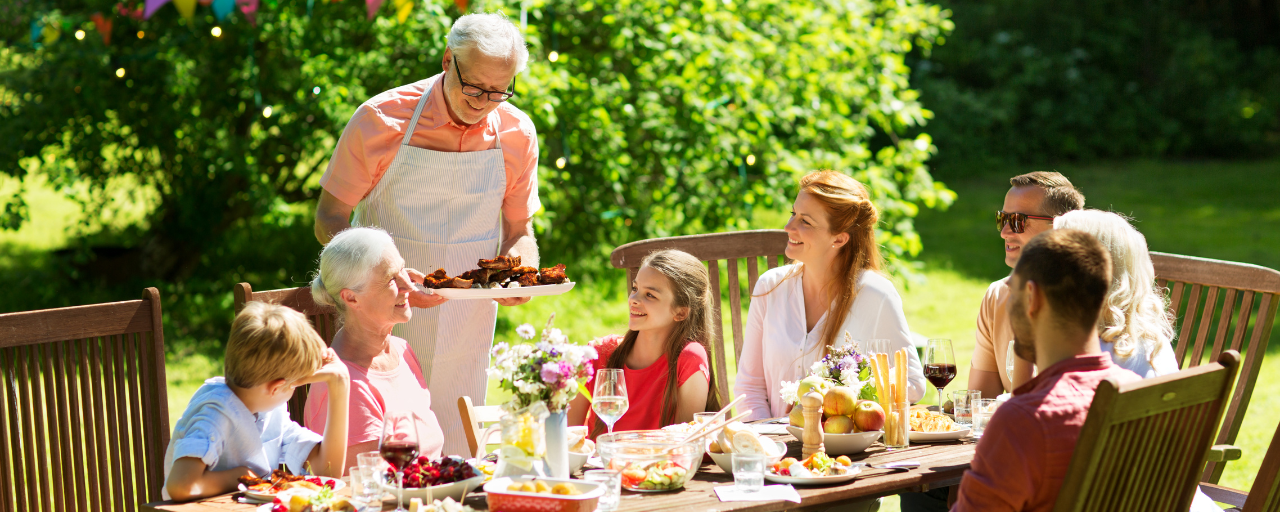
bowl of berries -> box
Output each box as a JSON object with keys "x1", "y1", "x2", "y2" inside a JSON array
[{"x1": 382, "y1": 455, "x2": 485, "y2": 502}]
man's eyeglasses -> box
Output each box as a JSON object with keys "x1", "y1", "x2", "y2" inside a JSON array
[
  {"x1": 452, "y1": 58, "x2": 516, "y2": 103},
  {"x1": 996, "y1": 210, "x2": 1055, "y2": 234}
]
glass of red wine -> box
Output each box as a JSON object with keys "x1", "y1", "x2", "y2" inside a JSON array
[
  {"x1": 923, "y1": 339, "x2": 957, "y2": 408},
  {"x1": 379, "y1": 411, "x2": 419, "y2": 512}
]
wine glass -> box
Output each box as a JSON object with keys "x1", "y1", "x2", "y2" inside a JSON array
[
  {"x1": 379, "y1": 411, "x2": 419, "y2": 512},
  {"x1": 592, "y1": 369, "x2": 629, "y2": 434},
  {"x1": 923, "y1": 339, "x2": 957, "y2": 408}
]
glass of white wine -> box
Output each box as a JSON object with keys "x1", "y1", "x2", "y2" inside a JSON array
[{"x1": 592, "y1": 369, "x2": 629, "y2": 434}]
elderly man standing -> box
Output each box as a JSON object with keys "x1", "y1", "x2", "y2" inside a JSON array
[{"x1": 314, "y1": 13, "x2": 540, "y2": 456}]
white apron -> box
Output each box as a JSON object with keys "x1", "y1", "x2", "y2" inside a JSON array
[{"x1": 353, "y1": 77, "x2": 505, "y2": 457}]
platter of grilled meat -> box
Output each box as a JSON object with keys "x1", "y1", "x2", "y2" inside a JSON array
[{"x1": 420, "y1": 256, "x2": 574, "y2": 300}]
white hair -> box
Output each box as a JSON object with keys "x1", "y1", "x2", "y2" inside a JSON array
[
  {"x1": 447, "y1": 12, "x2": 528, "y2": 73},
  {"x1": 311, "y1": 227, "x2": 398, "y2": 316},
  {"x1": 1054, "y1": 210, "x2": 1176, "y2": 364}
]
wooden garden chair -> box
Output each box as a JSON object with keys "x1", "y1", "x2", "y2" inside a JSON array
[
  {"x1": 0, "y1": 288, "x2": 170, "y2": 512},
  {"x1": 610, "y1": 229, "x2": 789, "y2": 407},
  {"x1": 1152, "y1": 252, "x2": 1280, "y2": 483},
  {"x1": 1053, "y1": 350, "x2": 1242, "y2": 512},
  {"x1": 1200, "y1": 419, "x2": 1280, "y2": 512},
  {"x1": 458, "y1": 396, "x2": 504, "y2": 458},
  {"x1": 233, "y1": 283, "x2": 339, "y2": 425}
]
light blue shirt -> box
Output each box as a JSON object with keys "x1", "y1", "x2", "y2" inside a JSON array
[
  {"x1": 1102, "y1": 338, "x2": 1179, "y2": 379},
  {"x1": 162, "y1": 377, "x2": 322, "y2": 499}
]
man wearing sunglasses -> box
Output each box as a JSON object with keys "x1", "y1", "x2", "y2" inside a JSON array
[{"x1": 313, "y1": 12, "x2": 540, "y2": 457}]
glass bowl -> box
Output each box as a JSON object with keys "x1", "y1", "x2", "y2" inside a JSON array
[{"x1": 597, "y1": 430, "x2": 701, "y2": 492}]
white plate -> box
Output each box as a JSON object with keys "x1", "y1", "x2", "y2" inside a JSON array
[
  {"x1": 785, "y1": 426, "x2": 881, "y2": 455},
  {"x1": 238, "y1": 476, "x2": 345, "y2": 502},
  {"x1": 386, "y1": 474, "x2": 485, "y2": 502},
  {"x1": 430, "y1": 282, "x2": 575, "y2": 300},
  {"x1": 909, "y1": 428, "x2": 971, "y2": 442},
  {"x1": 706, "y1": 439, "x2": 788, "y2": 474},
  {"x1": 764, "y1": 464, "x2": 863, "y2": 485}
]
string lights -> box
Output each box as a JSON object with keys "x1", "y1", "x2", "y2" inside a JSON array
[
  {"x1": 262, "y1": 106, "x2": 273, "y2": 118},
  {"x1": 116, "y1": 68, "x2": 126, "y2": 78},
  {"x1": 746, "y1": 154, "x2": 756, "y2": 165},
  {"x1": 211, "y1": 26, "x2": 222, "y2": 37},
  {"x1": 75, "y1": 30, "x2": 86, "y2": 40}
]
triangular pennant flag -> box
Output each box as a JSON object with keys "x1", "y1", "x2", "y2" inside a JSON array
[
  {"x1": 30, "y1": 20, "x2": 43, "y2": 45},
  {"x1": 173, "y1": 0, "x2": 197, "y2": 20},
  {"x1": 237, "y1": 0, "x2": 258, "y2": 25},
  {"x1": 91, "y1": 13, "x2": 113, "y2": 45},
  {"x1": 365, "y1": 0, "x2": 383, "y2": 20},
  {"x1": 454, "y1": 0, "x2": 467, "y2": 11},
  {"x1": 198, "y1": 0, "x2": 212, "y2": 5},
  {"x1": 393, "y1": 0, "x2": 412, "y2": 23},
  {"x1": 212, "y1": 0, "x2": 234, "y2": 20},
  {"x1": 42, "y1": 20, "x2": 61, "y2": 44},
  {"x1": 144, "y1": 0, "x2": 171, "y2": 18}
]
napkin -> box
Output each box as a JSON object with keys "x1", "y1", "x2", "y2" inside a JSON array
[
  {"x1": 714, "y1": 484, "x2": 803, "y2": 503},
  {"x1": 749, "y1": 423, "x2": 790, "y2": 435}
]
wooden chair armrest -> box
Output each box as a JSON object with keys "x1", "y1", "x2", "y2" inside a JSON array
[
  {"x1": 1198, "y1": 483, "x2": 1246, "y2": 508},
  {"x1": 1206, "y1": 444, "x2": 1243, "y2": 462}
]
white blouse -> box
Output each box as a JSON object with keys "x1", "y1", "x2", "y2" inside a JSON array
[
  {"x1": 1102, "y1": 338, "x2": 1180, "y2": 378},
  {"x1": 735, "y1": 265, "x2": 927, "y2": 420}
]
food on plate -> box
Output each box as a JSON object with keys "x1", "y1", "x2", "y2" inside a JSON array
[
  {"x1": 567, "y1": 425, "x2": 596, "y2": 454},
  {"x1": 822, "y1": 386, "x2": 859, "y2": 417},
  {"x1": 909, "y1": 407, "x2": 962, "y2": 433},
  {"x1": 503, "y1": 479, "x2": 582, "y2": 495},
  {"x1": 268, "y1": 485, "x2": 355, "y2": 512},
  {"x1": 714, "y1": 422, "x2": 751, "y2": 454},
  {"x1": 768, "y1": 452, "x2": 851, "y2": 478},
  {"x1": 420, "y1": 261, "x2": 571, "y2": 290},
  {"x1": 389, "y1": 456, "x2": 479, "y2": 489},
  {"x1": 614, "y1": 460, "x2": 689, "y2": 491},
  {"x1": 707, "y1": 423, "x2": 784, "y2": 457},
  {"x1": 412, "y1": 497, "x2": 477, "y2": 512},
  {"x1": 823, "y1": 415, "x2": 855, "y2": 434},
  {"x1": 853, "y1": 400, "x2": 886, "y2": 432},
  {"x1": 240, "y1": 468, "x2": 336, "y2": 495}
]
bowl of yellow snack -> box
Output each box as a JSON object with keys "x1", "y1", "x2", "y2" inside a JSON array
[{"x1": 483, "y1": 477, "x2": 603, "y2": 512}]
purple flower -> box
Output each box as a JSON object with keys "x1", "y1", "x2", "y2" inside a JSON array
[{"x1": 541, "y1": 363, "x2": 563, "y2": 384}]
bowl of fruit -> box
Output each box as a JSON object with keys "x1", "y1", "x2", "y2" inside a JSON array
[
  {"x1": 382, "y1": 455, "x2": 485, "y2": 502},
  {"x1": 483, "y1": 476, "x2": 603, "y2": 512},
  {"x1": 597, "y1": 430, "x2": 700, "y2": 492}
]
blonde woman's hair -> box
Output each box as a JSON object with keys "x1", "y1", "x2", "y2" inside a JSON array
[
  {"x1": 311, "y1": 227, "x2": 398, "y2": 318},
  {"x1": 225, "y1": 302, "x2": 326, "y2": 388},
  {"x1": 1054, "y1": 210, "x2": 1175, "y2": 364}
]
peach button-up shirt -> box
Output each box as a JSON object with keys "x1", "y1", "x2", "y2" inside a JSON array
[{"x1": 319, "y1": 73, "x2": 541, "y2": 222}]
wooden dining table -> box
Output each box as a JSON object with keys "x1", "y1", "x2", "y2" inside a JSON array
[{"x1": 142, "y1": 430, "x2": 976, "y2": 512}]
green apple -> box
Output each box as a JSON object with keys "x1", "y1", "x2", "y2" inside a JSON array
[
  {"x1": 789, "y1": 406, "x2": 805, "y2": 427},
  {"x1": 797, "y1": 376, "x2": 827, "y2": 397}
]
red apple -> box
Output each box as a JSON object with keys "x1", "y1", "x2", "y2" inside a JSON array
[{"x1": 853, "y1": 400, "x2": 886, "y2": 432}]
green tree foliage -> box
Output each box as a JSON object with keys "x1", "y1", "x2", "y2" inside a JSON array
[
  {"x1": 915, "y1": 0, "x2": 1280, "y2": 166},
  {"x1": 0, "y1": 0, "x2": 954, "y2": 287}
]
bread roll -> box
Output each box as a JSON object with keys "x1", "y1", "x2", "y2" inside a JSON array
[
  {"x1": 717, "y1": 421, "x2": 750, "y2": 454},
  {"x1": 732, "y1": 431, "x2": 767, "y2": 456}
]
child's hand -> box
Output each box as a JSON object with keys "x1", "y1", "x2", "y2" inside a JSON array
[{"x1": 297, "y1": 348, "x2": 349, "y2": 387}]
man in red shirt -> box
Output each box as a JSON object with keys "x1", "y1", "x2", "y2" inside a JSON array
[{"x1": 952, "y1": 229, "x2": 1141, "y2": 512}]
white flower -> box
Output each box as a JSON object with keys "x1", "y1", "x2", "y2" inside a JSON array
[
  {"x1": 492, "y1": 342, "x2": 509, "y2": 357},
  {"x1": 780, "y1": 380, "x2": 800, "y2": 405},
  {"x1": 548, "y1": 328, "x2": 567, "y2": 345},
  {"x1": 516, "y1": 323, "x2": 536, "y2": 340},
  {"x1": 584, "y1": 346, "x2": 599, "y2": 360}
]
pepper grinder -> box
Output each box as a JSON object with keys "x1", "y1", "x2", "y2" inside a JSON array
[{"x1": 800, "y1": 391, "x2": 825, "y2": 460}]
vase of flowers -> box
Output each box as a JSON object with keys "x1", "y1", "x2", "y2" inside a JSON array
[
  {"x1": 779, "y1": 340, "x2": 877, "y2": 407},
  {"x1": 488, "y1": 314, "x2": 597, "y2": 478}
]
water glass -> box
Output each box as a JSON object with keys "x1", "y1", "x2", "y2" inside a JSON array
[
  {"x1": 950, "y1": 390, "x2": 977, "y2": 427},
  {"x1": 973, "y1": 399, "x2": 1000, "y2": 438},
  {"x1": 583, "y1": 469, "x2": 622, "y2": 512},
  {"x1": 352, "y1": 465, "x2": 383, "y2": 503},
  {"x1": 865, "y1": 339, "x2": 891, "y2": 356},
  {"x1": 357, "y1": 451, "x2": 387, "y2": 495},
  {"x1": 731, "y1": 453, "x2": 766, "y2": 492},
  {"x1": 694, "y1": 412, "x2": 718, "y2": 424}
]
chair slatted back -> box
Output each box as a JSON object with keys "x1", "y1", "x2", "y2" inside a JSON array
[
  {"x1": 1054, "y1": 351, "x2": 1241, "y2": 512},
  {"x1": 233, "y1": 283, "x2": 339, "y2": 425},
  {"x1": 1152, "y1": 252, "x2": 1280, "y2": 483},
  {"x1": 1242, "y1": 420, "x2": 1280, "y2": 512},
  {"x1": 458, "y1": 396, "x2": 504, "y2": 458},
  {"x1": 610, "y1": 230, "x2": 789, "y2": 407},
  {"x1": 0, "y1": 288, "x2": 170, "y2": 512}
]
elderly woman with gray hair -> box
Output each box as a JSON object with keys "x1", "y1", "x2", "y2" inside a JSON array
[
  {"x1": 313, "y1": 12, "x2": 541, "y2": 456},
  {"x1": 303, "y1": 227, "x2": 446, "y2": 468}
]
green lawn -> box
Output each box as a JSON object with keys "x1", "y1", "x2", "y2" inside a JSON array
[{"x1": 5, "y1": 159, "x2": 1277, "y2": 510}]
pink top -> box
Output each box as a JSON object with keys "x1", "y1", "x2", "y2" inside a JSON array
[
  {"x1": 583, "y1": 334, "x2": 710, "y2": 439},
  {"x1": 304, "y1": 337, "x2": 445, "y2": 459},
  {"x1": 319, "y1": 73, "x2": 541, "y2": 221},
  {"x1": 952, "y1": 352, "x2": 1141, "y2": 512}
]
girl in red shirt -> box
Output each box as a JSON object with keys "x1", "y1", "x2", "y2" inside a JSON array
[{"x1": 567, "y1": 250, "x2": 722, "y2": 438}]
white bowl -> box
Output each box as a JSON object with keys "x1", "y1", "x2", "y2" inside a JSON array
[
  {"x1": 705, "y1": 438, "x2": 788, "y2": 474},
  {"x1": 569, "y1": 450, "x2": 589, "y2": 474},
  {"x1": 384, "y1": 474, "x2": 485, "y2": 502},
  {"x1": 786, "y1": 426, "x2": 881, "y2": 455}
]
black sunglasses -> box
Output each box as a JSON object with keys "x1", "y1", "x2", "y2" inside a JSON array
[
  {"x1": 996, "y1": 210, "x2": 1056, "y2": 234},
  {"x1": 452, "y1": 58, "x2": 516, "y2": 103}
]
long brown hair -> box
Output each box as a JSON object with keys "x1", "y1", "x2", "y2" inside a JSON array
[
  {"x1": 592, "y1": 250, "x2": 722, "y2": 437},
  {"x1": 761, "y1": 171, "x2": 884, "y2": 358}
]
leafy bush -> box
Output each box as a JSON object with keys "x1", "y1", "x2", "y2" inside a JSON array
[{"x1": 914, "y1": 0, "x2": 1280, "y2": 166}]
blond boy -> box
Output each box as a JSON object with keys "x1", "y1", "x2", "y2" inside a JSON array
[{"x1": 162, "y1": 302, "x2": 350, "y2": 501}]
